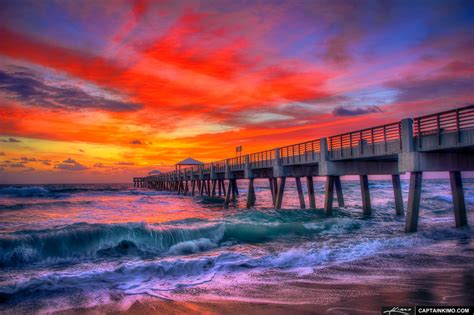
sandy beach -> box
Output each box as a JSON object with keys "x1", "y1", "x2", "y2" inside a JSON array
[{"x1": 57, "y1": 248, "x2": 474, "y2": 315}]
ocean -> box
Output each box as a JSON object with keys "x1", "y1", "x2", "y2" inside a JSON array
[{"x1": 0, "y1": 179, "x2": 473, "y2": 313}]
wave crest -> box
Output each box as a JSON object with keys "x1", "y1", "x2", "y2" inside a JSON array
[
  {"x1": 0, "y1": 186, "x2": 50, "y2": 197},
  {"x1": 0, "y1": 222, "x2": 224, "y2": 267}
]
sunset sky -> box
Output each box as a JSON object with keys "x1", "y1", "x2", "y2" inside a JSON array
[{"x1": 0, "y1": 0, "x2": 473, "y2": 183}]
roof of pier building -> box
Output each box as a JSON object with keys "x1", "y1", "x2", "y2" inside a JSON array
[
  {"x1": 176, "y1": 158, "x2": 204, "y2": 165},
  {"x1": 148, "y1": 170, "x2": 162, "y2": 175}
]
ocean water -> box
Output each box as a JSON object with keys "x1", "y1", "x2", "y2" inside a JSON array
[{"x1": 0, "y1": 179, "x2": 473, "y2": 312}]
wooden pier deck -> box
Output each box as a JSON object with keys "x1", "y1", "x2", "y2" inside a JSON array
[{"x1": 134, "y1": 104, "x2": 474, "y2": 232}]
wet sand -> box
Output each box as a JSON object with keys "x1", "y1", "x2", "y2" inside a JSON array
[{"x1": 57, "y1": 251, "x2": 474, "y2": 315}]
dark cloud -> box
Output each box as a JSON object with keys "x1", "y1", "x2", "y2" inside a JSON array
[
  {"x1": 79, "y1": 149, "x2": 85, "y2": 153},
  {"x1": 386, "y1": 75, "x2": 474, "y2": 103},
  {"x1": 0, "y1": 67, "x2": 143, "y2": 112},
  {"x1": 21, "y1": 157, "x2": 36, "y2": 162},
  {"x1": 130, "y1": 139, "x2": 142, "y2": 145},
  {"x1": 1, "y1": 138, "x2": 21, "y2": 143},
  {"x1": 42, "y1": 161, "x2": 51, "y2": 166},
  {"x1": 115, "y1": 162, "x2": 134, "y2": 165},
  {"x1": 94, "y1": 163, "x2": 107, "y2": 168},
  {"x1": 332, "y1": 105, "x2": 382, "y2": 116},
  {"x1": 63, "y1": 158, "x2": 77, "y2": 164},
  {"x1": 0, "y1": 152, "x2": 4, "y2": 156},
  {"x1": 55, "y1": 161, "x2": 88, "y2": 171},
  {"x1": 10, "y1": 163, "x2": 26, "y2": 168}
]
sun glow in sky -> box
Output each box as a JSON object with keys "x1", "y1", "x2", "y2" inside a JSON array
[{"x1": 0, "y1": 0, "x2": 473, "y2": 183}]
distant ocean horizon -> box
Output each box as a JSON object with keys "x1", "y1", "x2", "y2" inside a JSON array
[{"x1": 0, "y1": 179, "x2": 473, "y2": 312}]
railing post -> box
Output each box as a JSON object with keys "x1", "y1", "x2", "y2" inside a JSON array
[
  {"x1": 416, "y1": 118, "x2": 422, "y2": 149},
  {"x1": 371, "y1": 128, "x2": 375, "y2": 155},
  {"x1": 244, "y1": 154, "x2": 252, "y2": 179},
  {"x1": 198, "y1": 165, "x2": 203, "y2": 181},
  {"x1": 400, "y1": 118, "x2": 415, "y2": 153},
  {"x1": 225, "y1": 159, "x2": 231, "y2": 180},
  {"x1": 210, "y1": 163, "x2": 216, "y2": 180},
  {"x1": 340, "y1": 134, "x2": 343, "y2": 157},
  {"x1": 329, "y1": 137, "x2": 333, "y2": 158},
  {"x1": 350, "y1": 133, "x2": 353, "y2": 156},
  {"x1": 437, "y1": 113, "x2": 441, "y2": 145},
  {"x1": 398, "y1": 122, "x2": 402, "y2": 151},
  {"x1": 456, "y1": 109, "x2": 461, "y2": 143},
  {"x1": 273, "y1": 148, "x2": 283, "y2": 178}
]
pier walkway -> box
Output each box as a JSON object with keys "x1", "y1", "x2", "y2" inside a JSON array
[{"x1": 134, "y1": 105, "x2": 474, "y2": 232}]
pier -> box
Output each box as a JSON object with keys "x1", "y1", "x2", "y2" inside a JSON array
[{"x1": 134, "y1": 105, "x2": 474, "y2": 233}]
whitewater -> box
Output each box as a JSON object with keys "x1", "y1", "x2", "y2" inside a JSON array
[{"x1": 0, "y1": 179, "x2": 473, "y2": 312}]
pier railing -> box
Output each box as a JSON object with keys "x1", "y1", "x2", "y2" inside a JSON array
[
  {"x1": 328, "y1": 122, "x2": 401, "y2": 160},
  {"x1": 414, "y1": 104, "x2": 474, "y2": 151},
  {"x1": 228, "y1": 156, "x2": 246, "y2": 171},
  {"x1": 249, "y1": 149, "x2": 275, "y2": 168},
  {"x1": 213, "y1": 160, "x2": 226, "y2": 173},
  {"x1": 280, "y1": 139, "x2": 321, "y2": 165}
]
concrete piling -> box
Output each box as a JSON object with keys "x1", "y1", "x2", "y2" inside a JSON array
[
  {"x1": 246, "y1": 178, "x2": 256, "y2": 208},
  {"x1": 324, "y1": 176, "x2": 334, "y2": 216},
  {"x1": 231, "y1": 180, "x2": 236, "y2": 200},
  {"x1": 221, "y1": 180, "x2": 227, "y2": 197},
  {"x1": 211, "y1": 180, "x2": 217, "y2": 198},
  {"x1": 334, "y1": 176, "x2": 345, "y2": 207},
  {"x1": 269, "y1": 178, "x2": 276, "y2": 206},
  {"x1": 449, "y1": 171, "x2": 468, "y2": 227},
  {"x1": 405, "y1": 172, "x2": 423, "y2": 233},
  {"x1": 275, "y1": 177, "x2": 286, "y2": 209},
  {"x1": 360, "y1": 175, "x2": 371, "y2": 215},
  {"x1": 224, "y1": 180, "x2": 232, "y2": 208},
  {"x1": 295, "y1": 177, "x2": 306, "y2": 209},
  {"x1": 306, "y1": 176, "x2": 316, "y2": 209},
  {"x1": 391, "y1": 174, "x2": 404, "y2": 215}
]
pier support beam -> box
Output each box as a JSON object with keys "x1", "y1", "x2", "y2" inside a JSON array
[
  {"x1": 183, "y1": 181, "x2": 188, "y2": 195},
  {"x1": 199, "y1": 180, "x2": 204, "y2": 196},
  {"x1": 191, "y1": 180, "x2": 196, "y2": 196},
  {"x1": 218, "y1": 179, "x2": 222, "y2": 196},
  {"x1": 273, "y1": 178, "x2": 278, "y2": 206},
  {"x1": 391, "y1": 174, "x2": 404, "y2": 215},
  {"x1": 306, "y1": 176, "x2": 316, "y2": 209},
  {"x1": 360, "y1": 175, "x2": 371, "y2": 215},
  {"x1": 449, "y1": 171, "x2": 468, "y2": 227},
  {"x1": 234, "y1": 179, "x2": 239, "y2": 196},
  {"x1": 211, "y1": 180, "x2": 217, "y2": 198},
  {"x1": 177, "y1": 181, "x2": 182, "y2": 195},
  {"x1": 269, "y1": 178, "x2": 276, "y2": 206},
  {"x1": 405, "y1": 172, "x2": 422, "y2": 233},
  {"x1": 295, "y1": 177, "x2": 306, "y2": 209},
  {"x1": 324, "y1": 176, "x2": 334, "y2": 215},
  {"x1": 224, "y1": 180, "x2": 233, "y2": 209},
  {"x1": 275, "y1": 177, "x2": 286, "y2": 209},
  {"x1": 221, "y1": 180, "x2": 227, "y2": 197},
  {"x1": 334, "y1": 176, "x2": 345, "y2": 207},
  {"x1": 231, "y1": 179, "x2": 237, "y2": 200},
  {"x1": 246, "y1": 178, "x2": 256, "y2": 209}
]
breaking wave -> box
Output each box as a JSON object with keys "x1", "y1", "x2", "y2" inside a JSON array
[{"x1": 0, "y1": 215, "x2": 365, "y2": 267}]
